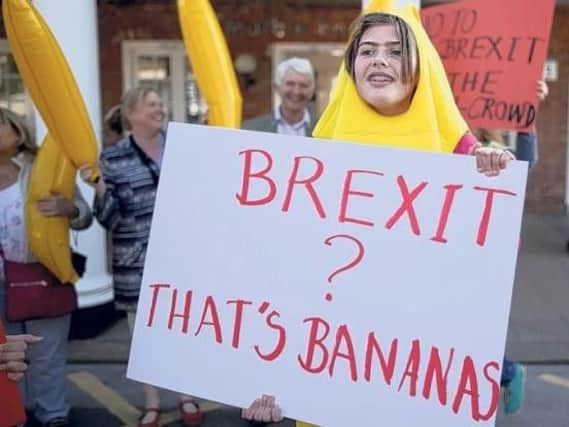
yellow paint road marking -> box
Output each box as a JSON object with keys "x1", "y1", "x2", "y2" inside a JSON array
[
  {"x1": 67, "y1": 371, "x2": 140, "y2": 424},
  {"x1": 540, "y1": 374, "x2": 569, "y2": 389},
  {"x1": 68, "y1": 370, "x2": 223, "y2": 426}
]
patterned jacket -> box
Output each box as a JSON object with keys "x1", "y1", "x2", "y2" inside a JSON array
[{"x1": 94, "y1": 135, "x2": 162, "y2": 311}]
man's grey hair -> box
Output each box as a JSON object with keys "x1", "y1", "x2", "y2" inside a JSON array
[{"x1": 275, "y1": 57, "x2": 315, "y2": 86}]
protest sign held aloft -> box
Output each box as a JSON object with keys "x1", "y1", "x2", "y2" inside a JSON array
[
  {"x1": 128, "y1": 124, "x2": 527, "y2": 427},
  {"x1": 421, "y1": 0, "x2": 555, "y2": 130}
]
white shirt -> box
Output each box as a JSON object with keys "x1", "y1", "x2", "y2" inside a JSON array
[
  {"x1": 274, "y1": 107, "x2": 311, "y2": 137},
  {"x1": 0, "y1": 182, "x2": 27, "y2": 281}
]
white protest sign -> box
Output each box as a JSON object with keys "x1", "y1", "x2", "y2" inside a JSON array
[{"x1": 128, "y1": 123, "x2": 527, "y2": 427}]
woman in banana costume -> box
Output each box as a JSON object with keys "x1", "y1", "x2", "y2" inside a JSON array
[
  {"x1": 0, "y1": 108, "x2": 92, "y2": 427},
  {"x1": 241, "y1": 5, "x2": 514, "y2": 426},
  {"x1": 313, "y1": 6, "x2": 513, "y2": 171}
]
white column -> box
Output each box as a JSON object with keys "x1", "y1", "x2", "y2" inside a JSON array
[
  {"x1": 362, "y1": 0, "x2": 421, "y2": 9},
  {"x1": 32, "y1": 0, "x2": 113, "y2": 308}
]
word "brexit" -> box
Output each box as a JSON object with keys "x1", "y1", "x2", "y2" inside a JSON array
[{"x1": 235, "y1": 149, "x2": 517, "y2": 247}]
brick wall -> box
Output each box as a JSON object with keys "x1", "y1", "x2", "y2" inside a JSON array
[
  {"x1": 526, "y1": 6, "x2": 569, "y2": 213},
  {"x1": 98, "y1": 0, "x2": 359, "y2": 119}
]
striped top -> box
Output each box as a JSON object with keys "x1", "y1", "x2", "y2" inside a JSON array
[{"x1": 94, "y1": 134, "x2": 164, "y2": 311}]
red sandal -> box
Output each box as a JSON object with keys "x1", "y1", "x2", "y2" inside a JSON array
[
  {"x1": 179, "y1": 399, "x2": 203, "y2": 426},
  {"x1": 138, "y1": 408, "x2": 161, "y2": 427}
]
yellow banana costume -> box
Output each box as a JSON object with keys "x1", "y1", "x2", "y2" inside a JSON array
[
  {"x1": 365, "y1": 0, "x2": 397, "y2": 11},
  {"x1": 303, "y1": 4, "x2": 467, "y2": 427},
  {"x1": 177, "y1": 0, "x2": 242, "y2": 128},
  {"x1": 3, "y1": 0, "x2": 99, "y2": 283},
  {"x1": 313, "y1": 5, "x2": 469, "y2": 154},
  {"x1": 297, "y1": 6, "x2": 399, "y2": 427}
]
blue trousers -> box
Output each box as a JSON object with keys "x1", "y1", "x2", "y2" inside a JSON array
[
  {"x1": 501, "y1": 358, "x2": 516, "y2": 386},
  {"x1": 515, "y1": 132, "x2": 538, "y2": 170},
  {"x1": 0, "y1": 284, "x2": 71, "y2": 423}
]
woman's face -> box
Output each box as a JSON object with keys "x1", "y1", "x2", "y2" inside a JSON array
[
  {"x1": 354, "y1": 24, "x2": 417, "y2": 116},
  {"x1": 128, "y1": 91, "x2": 165, "y2": 133},
  {"x1": 0, "y1": 120, "x2": 19, "y2": 156}
]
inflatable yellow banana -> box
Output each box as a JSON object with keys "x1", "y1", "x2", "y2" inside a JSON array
[
  {"x1": 3, "y1": 0, "x2": 99, "y2": 181},
  {"x1": 177, "y1": 0, "x2": 242, "y2": 128},
  {"x1": 27, "y1": 135, "x2": 79, "y2": 284},
  {"x1": 3, "y1": 0, "x2": 96, "y2": 284}
]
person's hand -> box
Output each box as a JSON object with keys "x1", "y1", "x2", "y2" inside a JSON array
[
  {"x1": 79, "y1": 165, "x2": 106, "y2": 199},
  {"x1": 37, "y1": 191, "x2": 78, "y2": 218},
  {"x1": 0, "y1": 335, "x2": 42, "y2": 382},
  {"x1": 241, "y1": 395, "x2": 283, "y2": 423},
  {"x1": 537, "y1": 80, "x2": 549, "y2": 102},
  {"x1": 471, "y1": 142, "x2": 514, "y2": 177},
  {"x1": 79, "y1": 165, "x2": 97, "y2": 187}
]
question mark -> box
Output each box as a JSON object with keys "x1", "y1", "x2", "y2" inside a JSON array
[{"x1": 323, "y1": 234, "x2": 365, "y2": 302}]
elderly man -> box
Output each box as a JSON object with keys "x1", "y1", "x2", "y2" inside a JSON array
[{"x1": 242, "y1": 57, "x2": 316, "y2": 136}]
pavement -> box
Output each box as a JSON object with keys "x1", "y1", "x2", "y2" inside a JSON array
[
  {"x1": 68, "y1": 212, "x2": 569, "y2": 365},
  {"x1": 505, "y1": 213, "x2": 569, "y2": 363}
]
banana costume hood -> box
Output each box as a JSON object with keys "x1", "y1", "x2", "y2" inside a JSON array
[{"x1": 313, "y1": 4, "x2": 468, "y2": 153}]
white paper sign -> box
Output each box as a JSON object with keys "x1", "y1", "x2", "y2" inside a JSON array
[{"x1": 128, "y1": 123, "x2": 527, "y2": 427}]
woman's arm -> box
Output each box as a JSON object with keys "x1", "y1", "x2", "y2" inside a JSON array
[
  {"x1": 36, "y1": 188, "x2": 92, "y2": 230},
  {"x1": 453, "y1": 132, "x2": 477, "y2": 155},
  {"x1": 454, "y1": 132, "x2": 514, "y2": 176},
  {"x1": 80, "y1": 156, "x2": 123, "y2": 231},
  {"x1": 69, "y1": 185, "x2": 93, "y2": 230}
]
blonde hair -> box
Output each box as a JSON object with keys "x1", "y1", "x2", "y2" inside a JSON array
[
  {"x1": 472, "y1": 128, "x2": 504, "y2": 145},
  {"x1": 0, "y1": 107, "x2": 37, "y2": 155},
  {"x1": 120, "y1": 86, "x2": 158, "y2": 131}
]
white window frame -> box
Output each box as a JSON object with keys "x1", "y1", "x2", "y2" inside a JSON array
[{"x1": 122, "y1": 40, "x2": 188, "y2": 122}]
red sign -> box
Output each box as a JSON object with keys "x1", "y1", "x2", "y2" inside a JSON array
[
  {"x1": 0, "y1": 320, "x2": 26, "y2": 427},
  {"x1": 421, "y1": 0, "x2": 555, "y2": 130}
]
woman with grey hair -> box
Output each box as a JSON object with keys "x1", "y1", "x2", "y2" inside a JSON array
[{"x1": 81, "y1": 87, "x2": 202, "y2": 427}]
